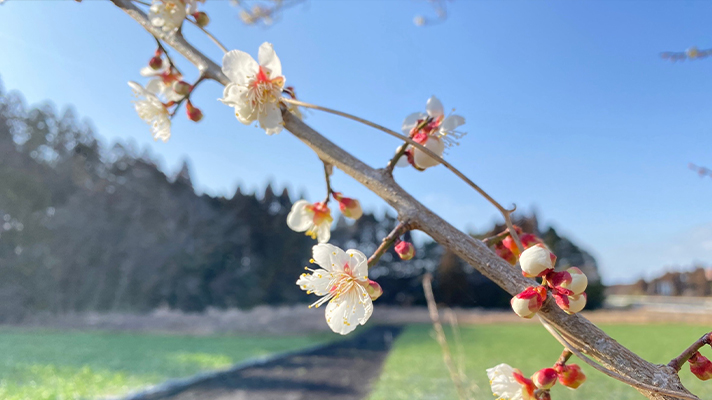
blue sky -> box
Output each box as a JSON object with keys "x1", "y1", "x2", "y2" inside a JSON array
[{"x1": 0, "y1": 0, "x2": 710, "y2": 284}]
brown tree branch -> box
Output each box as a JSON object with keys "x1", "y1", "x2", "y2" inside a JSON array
[
  {"x1": 108, "y1": 1, "x2": 697, "y2": 398},
  {"x1": 668, "y1": 332, "x2": 712, "y2": 372},
  {"x1": 367, "y1": 221, "x2": 411, "y2": 268}
]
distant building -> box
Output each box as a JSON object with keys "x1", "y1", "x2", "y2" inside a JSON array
[{"x1": 607, "y1": 267, "x2": 712, "y2": 297}]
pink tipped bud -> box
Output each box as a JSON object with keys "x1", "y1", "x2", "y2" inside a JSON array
[
  {"x1": 519, "y1": 244, "x2": 556, "y2": 278},
  {"x1": 555, "y1": 292, "x2": 587, "y2": 314},
  {"x1": 502, "y1": 232, "x2": 542, "y2": 257},
  {"x1": 192, "y1": 11, "x2": 210, "y2": 27},
  {"x1": 149, "y1": 55, "x2": 163, "y2": 70},
  {"x1": 511, "y1": 286, "x2": 547, "y2": 319},
  {"x1": 172, "y1": 80, "x2": 192, "y2": 96},
  {"x1": 554, "y1": 267, "x2": 587, "y2": 295},
  {"x1": 689, "y1": 352, "x2": 712, "y2": 381},
  {"x1": 332, "y1": 192, "x2": 363, "y2": 220},
  {"x1": 554, "y1": 363, "x2": 586, "y2": 389},
  {"x1": 532, "y1": 368, "x2": 558, "y2": 390},
  {"x1": 395, "y1": 241, "x2": 415, "y2": 261},
  {"x1": 365, "y1": 279, "x2": 383, "y2": 301},
  {"x1": 186, "y1": 101, "x2": 203, "y2": 122}
]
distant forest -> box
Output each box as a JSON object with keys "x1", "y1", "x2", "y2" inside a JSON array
[{"x1": 0, "y1": 81, "x2": 604, "y2": 321}]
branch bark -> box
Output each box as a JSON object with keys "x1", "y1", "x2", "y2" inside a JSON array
[{"x1": 109, "y1": 1, "x2": 697, "y2": 398}]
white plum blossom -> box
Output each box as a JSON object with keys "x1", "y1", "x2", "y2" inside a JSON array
[
  {"x1": 128, "y1": 81, "x2": 171, "y2": 142},
  {"x1": 149, "y1": 0, "x2": 187, "y2": 32},
  {"x1": 487, "y1": 363, "x2": 535, "y2": 400},
  {"x1": 286, "y1": 200, "x2": 332, "y2": 243},
  {"x1": 397, "y1": 95, "x2": 466, "y2": 170},
  {"x1": 139, "y1": 63, "x2": 185, "y2": 103},
  {"x1": 297, "y1": 244, "x2": 375, "y2": 335},
  {"x1": 220, "y1": 42, "x2": 286, "y2": 135}
]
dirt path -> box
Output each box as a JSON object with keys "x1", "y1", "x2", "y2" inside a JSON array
[{"x1": 135, "y1": 325, "x2": 403, "y2": 400}]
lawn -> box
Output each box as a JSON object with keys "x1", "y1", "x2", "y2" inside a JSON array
[
  {"x1": 369, "y1": 323, "x2": 712, "y2": 400},
  {"x1": 0, "y1": 329, "x2": 332, "y2": 400}
]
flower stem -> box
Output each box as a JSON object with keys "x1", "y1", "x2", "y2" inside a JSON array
[
  {"x1": 555, "y1": 349, "x2": 573, "y2": 366},
  {"x1": 367, "y1": 221, "x2": 412, "y2": 268},
  {"x1": 386, "y1": 143, "x2": 408, "y2": 174},
  {"x1": 668, "y1": 332, "x2": 712, "y2": 372},
  {"x1": 187, "y1": 18, "x2": 228, "y2": 54},
  {"x1": 170, "y1": 74, "x2": 206, "y2": 117},
  {"x1": 322, "y1": 161, "x2": 333, "y2": 204}
]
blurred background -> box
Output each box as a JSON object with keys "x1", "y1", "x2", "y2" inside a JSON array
[{"x1": 0, "y1": 1, "x2": 710, "y2": 399}]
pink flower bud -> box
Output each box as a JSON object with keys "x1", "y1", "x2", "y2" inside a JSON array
[
  {"x1": 332, "y1": 192, "x2": 363, "y2": 220},
  {"x1": 172, "y1": 80, "x2": 193, "y2": 96},
  {"x1": 192, "y1": 11, "x2": 210, "y2": 27},
  {"x1": 519, "y1": 244, "x2": 556, "y2": 278},
  {"x1": 149, "y1": 55, "x2": 163, "y2": 70},
  {"x1": 554, "y1": 363, "x2": 586, "y2": 389},
  {"x1": 395, "y1": 241, "x2": 415, "y2": 261},
  {"x1": 532, "y1": 368, "x2": 558, "y2": 390},
  {"x1": 511, "y1": 286, "x2": 547, "y2": 319},
  {"x1": 555, "y1": 292, "x2": 587, "y2": 314},
  {"x1": 186, "y1": 101, "x2": 203, "y2": 122},
  {"x1": 502, "y1": 232, "x2": 542, "y2": 257},
  {"x1": 689, "y1": 352, "x2": 712, "y2": 381},
  {"x1": 555, "y1": 267, "x2": 587, "y2": 295},
  {"x1": 512, "y1": 369, "x2": 537, "y2": 399},
  {"x1": 365, "y1": 279, "x2": 383, "y2": 301}
]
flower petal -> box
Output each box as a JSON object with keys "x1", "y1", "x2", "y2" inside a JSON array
[
  {"x1": 222, "y1": 50, "x2": 258, "y2": 86},
  {"x1": 312, "y1": 243, "x2": 343, "y2": 272},
  {"x1": 259, "y1": 102, "x2": 284, "y2": 135},
  {"x1": 287, "y1": 200, "x2": 312, "y2": 232},
  {"x1": 316, "y1": 220, "x2": 331, "y2": 244},
  {"x1": 413, "y1": 136, "x2": 444, "y2": 169},
  {"x1": 440, "y1": 114, "x2": 465, "y2": 133},
  {"x1": 346, "y1": 249, "x2": 368, "y2": 279},
  {"x1": 426, "y1": 96, "x2": 444, "y2": 119},
  {"x1": 325, "y1": 290, "x2": 372, "y2": 335},
  {"x1": 258, "y1": 42, "x2": 282, "y2": 78},
  {"x1": 401, "y1": 112, "x2": 425, "y2": 136},
  {"x1": 296, "y1": 268, "x2": 332, "y2": 296}
]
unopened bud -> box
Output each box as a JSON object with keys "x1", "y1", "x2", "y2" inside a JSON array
[
  {"x1": 689, "y1": 352, "x2": 712, "y2": 381},
  {"x1": 554, "y1": 363, "x2": 586, "y2": 389},
  {"x1": 511, "y1": 286, "x2": 547, "y2": 319},
  {"x1": 555, "y1": 292, "x2": 587, "y2": 314},
  {"x1": 149, "y1": 56, "x2": 163, "y2": 70},
  {"x1": 495, "y1": 242, "x2": 517, "y2": 265},
  {"x1": 192, "y1": 11, "x2": 210, "y2": 27},
  {"x1": 332, "y1": 192, "x2": 363, "y2": 220},
  {"x1": 365, "y1": 279, "x2": 383, "y2": 301},
  {"x1": 186, "y1": 101, "x2": 203, "y2": 122},
  {"x1": 532, "y1": 368, "x2": 558, "y2": 390},
  {"x1": 395, "y1": 241, "x2": 415, "y2": 261},
  {"x1": 519, "y1": 244, "x2": 556, "y2": 278},
  {"x1": 553, "y1": 267, "x2": 588, "y2": 295},
  {"x1": 173, "y1": 80, "x2": 192, "y2": 96}
]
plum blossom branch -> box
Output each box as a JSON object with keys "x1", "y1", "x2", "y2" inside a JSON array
[
  {"x1": 668, "y1": 332, "x2": 712, "y2": 372},
  {"x1": 556, "y1": 349, "x2": 573, "y2": 366},
  {"x1": 423, "y1": 274, "x2": 473, "y2": 400},
  {"x1": 280, "y1": 97, "x2": 524, "y2": 252},
  {"x1": 538, "y1": 316, "x2": 700, "y2": 400},
  {"x1": 132, "y1": 0, "x2": 151, "y2": 6},
  {"x1": 367, "y1": 221, "x2": 412, "y2": 268},
  {"x1": 187, "y1": 18, "x2": 228, "y2": 53},
  {"x1": 169, "y1": 74, "x2": 206, "y2": 117},
  {"x1": 109, "y1": 1, "x2": 700, "y2": 397}
]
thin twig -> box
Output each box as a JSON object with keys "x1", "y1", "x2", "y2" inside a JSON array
[
  {"x1": 537, "y1": 316, "x2": 699, "y2": 400},
  {"x1": 423, "y1": 274, "x2": 472, "y2": 400},
  {"x1": 132, "y1": 0, "x2": 151, "y2": 6},
  {"x1": 169, "y1": 74, "x2": 206, "y2": 117},
  {"x1": 187, "y1": 18, "x2": 229, "y2": 54},
  {"x1": 555, "y1": 349, "x2": 573, "y2": 366},
  {"x1": 386, "y1": 143, "x2": 408, "y2": 174},
  {"x1": 322, "y1": 161, "x2": 333, "y2": 204},
  {"x1": 481, "y1": 228, "x2": 513, "y2": 246},
  {"x1": 668, "y1": 332, "x2": 712, "y2": 372},
  {"x1": 367, "y1": 222, "x2": 410, "y2": 268}
]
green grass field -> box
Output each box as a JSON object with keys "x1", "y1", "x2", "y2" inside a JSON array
[
  {"x1": 0, "y1": 329, "x2": 331, "y2": 400},
  {"x1": 369, "y1": 323, "x2": 712, "y2": 400}
]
